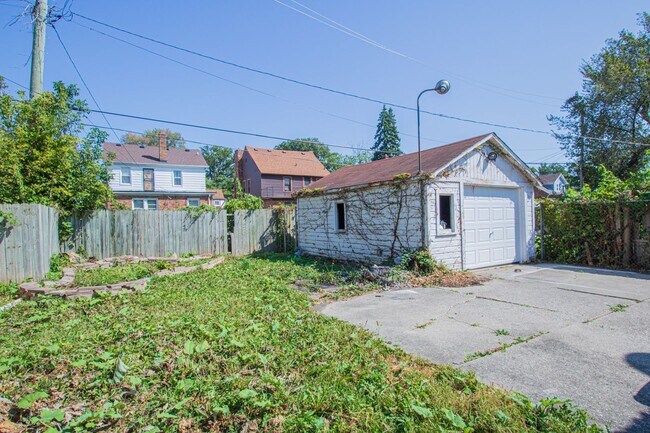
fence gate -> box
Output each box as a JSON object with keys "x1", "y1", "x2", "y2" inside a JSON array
[{"x1": 232, "y1": 209, "x2": 278, "y2": 256}]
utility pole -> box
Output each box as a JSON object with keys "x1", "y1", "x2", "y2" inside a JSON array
[
  {"x1": 579, "y1": 112, "x2": 585, "y2": 189},
  {"x1": 29, "y1": 0, "x2": 48, "y2": 99}
]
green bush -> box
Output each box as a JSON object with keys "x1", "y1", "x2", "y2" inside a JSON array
[
  {"x1": 399, "y1": 248, "x2": 445, "y2": 275},
  {"x1": 224, "y1": 194, "x2": 263, "y2": 213}
]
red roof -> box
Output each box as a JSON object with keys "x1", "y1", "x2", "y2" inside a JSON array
[
  {"x1": 104, "y1": 143, "x2": 208, "y2": 167},
  {"x1": 206, "y1": 189, "x2": 225, "y2": 200},
  {"x1": 309, "y1": 133, "x2": 492, "y2": 191},
  {"x1": 538, "y1": 173, "x2": 563, "y2": 185},
  {"x1": 243, "y1": 146, "x2": 329, "y2": 177}
]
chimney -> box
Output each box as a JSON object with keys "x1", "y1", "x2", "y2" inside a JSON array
[
  {"x1": 233, "y1": 149, "x2": 244, "y2": 197},
  {"x1": 158, "y1": 131, "x2": 167, "y2": 162}
]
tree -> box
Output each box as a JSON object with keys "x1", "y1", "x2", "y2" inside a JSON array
[
  {"x1": 122, "y1": 128, "x2": 185, "y2": 149},
  {"x1": 549, "y1": 13, "x2": 650, "y2": 187},
  {"x1": 531, "y1": 163, "x2": 570, "y2": 176},
  {"x1": 0, "y1": 81, "x2": 113, "y2": 215},
  {"x1": 201, "y1": 145, "x2": 235, "y2": 197},
  {"x1": 275, "y1": 138, "x2": 343, "y2": 171},
  {"x1": 371, "y1": 106, "x2": 402, "y2": 161}
]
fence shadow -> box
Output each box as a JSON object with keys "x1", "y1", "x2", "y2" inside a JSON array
[{"x1": 619, "y1": 353, "x2": 650, "y2": 433}]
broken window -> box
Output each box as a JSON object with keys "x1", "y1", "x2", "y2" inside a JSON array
[
  {"x1": 439, "y1": 194, "x2": 453, "y2": 231},
  {"x1": 336, "y1": 202, "x2": 346, "y2": 231}
]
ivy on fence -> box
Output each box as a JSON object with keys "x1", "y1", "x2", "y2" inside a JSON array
[{"x1": 539, "y1": 200, "x2": 650, "y2": 270}]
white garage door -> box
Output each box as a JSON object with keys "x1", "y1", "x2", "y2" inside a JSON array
[{"x1": 463, "y1": 186, "x2": 520, "y2": 269}]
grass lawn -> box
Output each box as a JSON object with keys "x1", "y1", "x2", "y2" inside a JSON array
[
  {"x1": 0, "y1": 283, "x2": 18, "y2": 306},
  {"x1": 73, "y1": 261, "x2": 172, "y2": 287},
  {"x1": 0, "y1": 254, "x2": 601, "y2": 432}
]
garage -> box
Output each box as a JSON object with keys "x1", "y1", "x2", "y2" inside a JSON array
[{"x1": 463, "y1": 185, "x2": 520, "y2": 269}]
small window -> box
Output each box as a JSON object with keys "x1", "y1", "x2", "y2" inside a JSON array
[
  {"x1": 304, "y1": 177, "x2": 311, "y2": 186},
  {"x1": 439, "y1": 194, "x2": 453, "y2": 231},
  {"x1": 213, "y1": 199, "x2": 225, "y2": 208},
  {"x1": 336, "y1": 202, "x2": 346, "y2": 231},
  {"x1": 283, "y1": 177, "x2": 292, "y2": 192},
  {"x1": 120, "y1": 167, "x2": 131, "y2": 184},
  {"x1": 187, "y1": 198, "x2": 200, "y2": 207},
  {"x1": 173, "y1": 170, "x2": 182, "y2": 186},
  {"x1": 132, "y1": 199, "x2": 158, "y2": 210},
  {"x1": 143, "y1": 168, "x2": 155, "y2": 191}
]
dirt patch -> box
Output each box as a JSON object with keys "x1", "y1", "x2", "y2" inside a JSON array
[{"x1": 409, "y1": 270, "x2": 488, "y2": 288}]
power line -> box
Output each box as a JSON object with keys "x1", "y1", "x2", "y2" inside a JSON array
[
  {"x1": 1, "y1": 76, "x2": 28, "y2": 89},
  {"x1": 69, "y1": 20, "x2": 446, "y2": 145},
  {"x1": 71, "y1": 13, "x2": 649, "y2": 148},
  {"x1": 272, "y1": 0, "x2": 564, "y2": 105},
  {"x1": 52, "y1": 25, "x2": 121, "y2": 142}
]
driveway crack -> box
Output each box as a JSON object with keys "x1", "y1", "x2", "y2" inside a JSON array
[{"x1": 476, "y1": 296, "x2": 559, "y2": 312}]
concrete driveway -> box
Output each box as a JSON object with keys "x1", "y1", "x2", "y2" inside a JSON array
[{"x1": 320, "y1": 264, "x2": 650, "y2": 432}]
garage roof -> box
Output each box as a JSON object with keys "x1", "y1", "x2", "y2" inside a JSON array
[{"x1": 308, "y1": 133, "x2": 491, "y2": 191}]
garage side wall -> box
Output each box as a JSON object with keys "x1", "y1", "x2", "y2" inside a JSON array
[
  {"x1": 427, "y1": 144, "x2": 536, "y2": 269},
  {"x1": 425, "y1": 181, "x2": 463, "y2": 269},
  {"x1": 297, "y1": 182, "x2": 424, "y2": 263}
]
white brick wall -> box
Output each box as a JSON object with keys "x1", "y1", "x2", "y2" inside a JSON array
[{"x1": 297, "y1": 181, "x2": 424, "y2": 263}]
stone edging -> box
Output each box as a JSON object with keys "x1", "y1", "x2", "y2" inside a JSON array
[{"x1": 19, "y1": 256, "x2": 225, "y2": 300}]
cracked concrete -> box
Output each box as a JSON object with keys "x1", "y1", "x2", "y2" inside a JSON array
[{"x1": 320, "y1": 264, "x2": 650, "y2": 432}]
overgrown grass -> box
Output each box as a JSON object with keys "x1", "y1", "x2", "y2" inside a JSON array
[
  {"x1": 0, "y1": 283, "x2": 18, "y2": 305},
  {"x1": 73, "y1": 261, "x2": 171, "y2": 287},
  {"x1": 0, "y1": 254, "x2": 602, "y2": 432}
]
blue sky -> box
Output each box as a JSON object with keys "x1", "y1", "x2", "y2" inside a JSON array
[{"x1": 1, "y1": 1, "x2": 647, "y2": 164}]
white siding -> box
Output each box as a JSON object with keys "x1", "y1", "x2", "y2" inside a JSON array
[
  {"x1": 109, "y1": 163, "x2": 206, "y2": 193},
  {"x1": 426, "y1": 181, "x2": 463, "y2": 269},
  {"x1": 431, "y1": 144, "x2": 536, "y2": 268},
  {"x1": 297, "y1": 142, "x2": 537, "y2": 269},
  {"x1": 297, "y1": 182, "x2": 424, "y2": 263}
]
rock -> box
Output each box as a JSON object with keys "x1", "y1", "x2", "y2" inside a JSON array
[
  {"x1": 62, "y1": 268, "x2": 76, "y2": 277},
  {"x1": 294, "y1": 279, "x2": 312, "y2": 287},
  {"x1": 200, "y1": 256, "x2": 225, "y2": 270},
  {"x1": 65, "y1": 251, "x2": 85, "y2": 264}
]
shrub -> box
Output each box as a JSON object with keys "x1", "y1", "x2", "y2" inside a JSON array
[
  {"x1": 399, "y1": 248, "x2": 444, "y2": 275},
  {"x1": 224, "y1": 194, "x2": 263, "y2": 213}
]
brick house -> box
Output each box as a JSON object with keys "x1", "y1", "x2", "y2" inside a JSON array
[
  {"x1": 104, "y1": 133, "x2": 224, "y2": 210},
  {"x1": 234, "y1": 146, "x2": 329, "y2": 207}
]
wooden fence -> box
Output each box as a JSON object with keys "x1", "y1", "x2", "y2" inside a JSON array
[
  {"x1": 231, "y1": 208, "x2": 296, "y2": 256},
  {"x1": 0, "y1": 204, "x2": 59, "y2": 284},
  {"x1": 69, "y1": 210, "x2": 228, "y2": 259},
  {"x1": 0, "y1": 205, "x2": 298, "y2": 283}
]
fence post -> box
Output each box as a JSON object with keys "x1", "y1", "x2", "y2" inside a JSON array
[{"x1": 539, "y1": 203, "x2": 545, "y2": 261}]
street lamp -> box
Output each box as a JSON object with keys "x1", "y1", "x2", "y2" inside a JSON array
[{"x1": 417, "y1": 79, "x2": 450, "y2": 174}]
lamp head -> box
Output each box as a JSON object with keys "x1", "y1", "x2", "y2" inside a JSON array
[{"x1": 434, "y1": 79, "x2": 451, "y2": 95}]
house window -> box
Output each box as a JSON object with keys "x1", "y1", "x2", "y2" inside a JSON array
[
  {"x1": 187, "y1": 198, "x2": 200, "y2": 207},
  {"x1": 120, "y1": 167, "x2": 131, "y2": 185},
  {"x1": 283, "y1": 177, "x2": 292, "y2": 192},
  {"x1": 143, "y1": 168, "x2": 155, "y2": 191},
  {"x1": 336, "y1": 202, "x2": 346, "y2": 231},
  {"x1": 304, "y1": 177, "x2": 311, "y2": 186},
  {"x1": 132, "y1": 198, "x2": 158, "y2": 210},
  {"x1": 213, "y1": 199, "x2": 225, "y2": 208},
  {"x1": 173, "y1": 170, "x2": 182, "y2": 186},
  {"x1": 438, "y1": 194, "x2": 454, "y2": 232}
]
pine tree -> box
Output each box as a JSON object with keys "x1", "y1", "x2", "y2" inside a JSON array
[{"x1": 371, "y1": 106, "x2": 402, "y2": 161}]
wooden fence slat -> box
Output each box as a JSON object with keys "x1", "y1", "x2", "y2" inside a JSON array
[{"x1": 0, "y1": 204, "x2": 59, "y2": 284}]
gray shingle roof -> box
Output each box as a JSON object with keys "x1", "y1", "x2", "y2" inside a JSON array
[{"x1": 103, "y1": 143, "x2": 208, "y2": 167}]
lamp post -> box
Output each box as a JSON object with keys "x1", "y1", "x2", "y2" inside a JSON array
[{"x1": 417, "y1": 80, "x2": 450, "y2": 174}]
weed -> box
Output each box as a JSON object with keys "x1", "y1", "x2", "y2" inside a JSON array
[
  {"x1": 495, "y1": 329, "x2": 510, "y2": 336},
  {"x1": 465, "y1": 332, "x2": 546, "y2": 362},
  {"x1": 0, "y1": 255, "x2": 600, "y2": 432},
  {"x1": 609, "y1": 303, "x2": 628, "y2": 313}
]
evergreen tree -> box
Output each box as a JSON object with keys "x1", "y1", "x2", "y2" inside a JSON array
[{"x1": 371, "y1": 106, "x2": 402, "y2": 161}]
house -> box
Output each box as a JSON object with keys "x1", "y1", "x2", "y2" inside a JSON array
[
  {"x1": 234, "y1": 146, "x2": 329, "y2": 207},
  {"x1": 296, "y1": 133, "x2": 545, "y2": 270},
  {"x1": 104, "y1": 133, "x2": 224, "y2": 210},
  {"x1": 538, "y1": 173, "x2": 568, "y2": 196}
]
